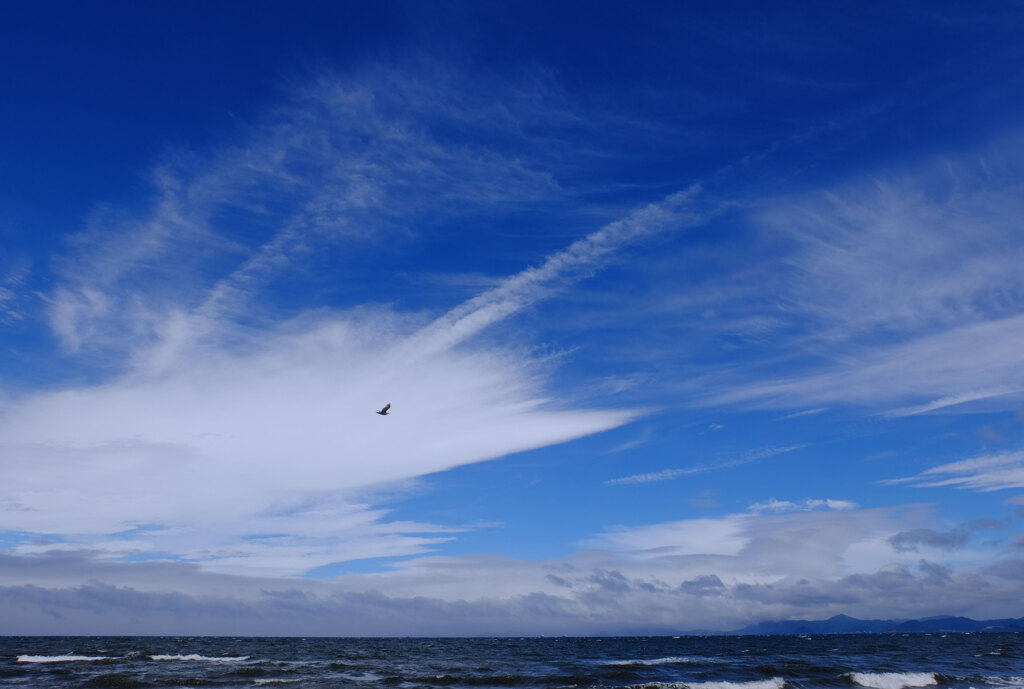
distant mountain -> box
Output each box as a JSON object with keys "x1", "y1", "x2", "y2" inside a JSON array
[{"x1": 729, "y1": 613, "x2": 1024, "y2": 635}]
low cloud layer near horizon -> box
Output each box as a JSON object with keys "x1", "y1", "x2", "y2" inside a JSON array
[{"x1": 1, "y1": 501, "x2": 1019, "y2": 636}]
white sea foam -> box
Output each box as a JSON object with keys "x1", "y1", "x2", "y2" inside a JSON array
[
  {"x1": 849, "y1": 672, "x2": 937, "y2": 689},
  {"x1": 686, "y1": 678, "x2": 787, "y2": 689},
  {"x1": 628, "y1": 678, "x2": 786, "y2": 689},
  {"x1": 16, "y1": 655, "x2": 116, "y2": 663},
  {"x1": 151, "y1": 653, "x2": 250, "y2": 662},
  {"x1": 253, "y1": 681, "x2": 302, "y2": 685},
  {"x1": 603, "y1": 656, "x2": 723, "y2": 666},
  {"x1": 982, "y1": 677, "x2": 1024, "y2": 688}
]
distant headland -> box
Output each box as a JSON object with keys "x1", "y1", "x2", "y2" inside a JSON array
[{"x1": 726, "y1": 613, "x2": 1024, "y2": 635}]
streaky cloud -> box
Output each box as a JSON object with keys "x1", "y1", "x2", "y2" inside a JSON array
[
  {"x1": 706, "y1": 314, "x2": 1024, "y2": 413},
  {"x1": 777, "y1": 408, "x2": 828, "y2": 420},
  {"x1": 606, "y1": 445, "x2": 807, "y2": 485},
  {"x1": 405, "y1": 186, "x2": 705, "y2": 362},
  {"x1": 747, "y1": 498, "x2": 857, "y2": 513},
  {"x1": 893, "y1": 451, "x2": 1024, "y2": 493},
  {"x1": 887, "y1": 387, "x2": 1022, "y2": 417},
  {"x1": 0, "y1": 68, "x2": 723, "y2": 577},
  {"x1": 695, "y1": 136, "x2": 1024, "y2": 416}
]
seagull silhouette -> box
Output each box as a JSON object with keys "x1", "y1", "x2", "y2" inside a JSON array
[{"x1": 376, "y1": 403, "x2": 391, "y2": 416}]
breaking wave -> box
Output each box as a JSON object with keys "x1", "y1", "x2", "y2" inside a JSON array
[
  {"x1": 150, "y1": 653, "x2": 250, "y2": 662},
  {"x1": 849, "y1": 672, "x2": 938, "y2": 689},
  {"x1": 603, "y1": 656, "x2": 722, "y2": 666},
  {"x1": 4, "y1": 634, "x2": 1019, "y2": 689},
  {"x1": 17, "y1": 655, "x2": 116, "y2": 663},
  {"x1": 630, "y1": 678, "x2": 787, "y2": 689}
]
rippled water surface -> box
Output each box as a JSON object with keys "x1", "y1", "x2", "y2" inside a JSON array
[{"x1": 1, "y1": 633, "x2": 1021, "y2": 689}]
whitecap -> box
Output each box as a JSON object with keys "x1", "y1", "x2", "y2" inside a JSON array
[
  {"x1": 151, "y1": 653, "x2": 250, "y2": 662},
  {"x1": 603, "y1": 656, "x2": 723, "y2": 666},
  {"x1": 849, "y1": 672, "x2": 937, "y2": 689},
  {"x1": 982, "y1": 677, "x2": 1024, "y2": 688},
  {"x1": 17, "y1": 655, "x2": 116, "y2": 663},
  {"x1": 686, "y1": 678, "x2": 787, "y2": 689},
  {"x1": 628, "y1": 678, "x2": 786, "y2": 689}
]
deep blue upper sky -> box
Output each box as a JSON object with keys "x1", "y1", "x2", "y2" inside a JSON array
[
  {"x1": 5, "y1": 1, "x2": 1018, "y2": 238},
  {"x1": 1, "y1": 1, "x2": 1024, "y2": 635}
]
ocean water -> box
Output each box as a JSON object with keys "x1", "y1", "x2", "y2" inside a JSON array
[{"x1": 0, "y1": 633, "x2": 1020, "y2": 689}]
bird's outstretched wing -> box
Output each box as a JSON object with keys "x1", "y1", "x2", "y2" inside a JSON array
[{"x1": 377, "y1": 403, "x2": 391, "y2": 415}]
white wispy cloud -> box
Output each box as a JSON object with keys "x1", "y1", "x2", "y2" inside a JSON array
[
  {"x1": 0, "y1": 262, "x2": 29, "y2": 325},
  {"x1": 707, "y1": 307, "x2": 1024, "y2": 414},
  {"x1": 887, "y1": 387, "x2": 1023, "y2": 417},
  {"x1": 767, "y1": 144, "x2": 1024, "y2": 341},
  {"x1": 4, "y1": 254, "x2": 645, "y2": 578},
  {"x1": 777, "y1": 408, "x2": 828, "y2": 420},
  {"x1": 402, "y1": 186, "x2": 703, "y2": 363},
  {"x1": 606, "y1": 467, "x2": 704, "y2": 485},
  {"x1": 0, "y1": 68, "x2": 710, "y2": 577},
  {"x1": 746, "y1": 498, "x2": 857, "y2": 513},
  {"x1": 891, "y1": 450, "x2": 1024, "y2": 492},
  {"x1": 607, "y1": 426, "x2": 655, "y2": 453},
  {"x1": 606, "y1": 444, "x2": 807, "y2": 485},
  {"x1": 45, "y1": 66, "x2": 569, "y2": 360},
  {"x1": 691, "y1": 136, "x2": 1024, "y2": 415}
]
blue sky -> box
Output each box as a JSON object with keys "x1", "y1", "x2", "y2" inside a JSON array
[{"x1": 2, "y1": 1, "x2": 1024, "y2": 635}]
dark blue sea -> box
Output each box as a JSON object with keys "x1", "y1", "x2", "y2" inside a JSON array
[{"x1": 1, "y1": 634, "x2": 1020, "y2": 689}]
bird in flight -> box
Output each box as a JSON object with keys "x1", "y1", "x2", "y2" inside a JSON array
[{"x1": 376, "y1": 403, "x2": 391, "y2": 416}]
